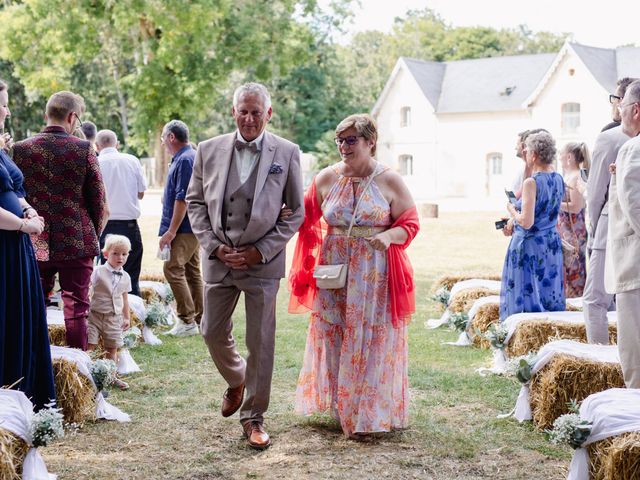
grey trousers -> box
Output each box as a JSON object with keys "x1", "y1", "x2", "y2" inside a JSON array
[
  {"x1": 200, "y1": 272, "x2": 279, "y2": 426},
  {"x1": 583, "y1": 248, "x2": 615, "y2": 344},
  {"x1": 617, "y1": 288, "x2": 640, "y2": 388}
]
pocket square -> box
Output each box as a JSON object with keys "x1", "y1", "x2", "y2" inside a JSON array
[{"x1": 268, "y1": 163, "x2": 283, "y2": 174}]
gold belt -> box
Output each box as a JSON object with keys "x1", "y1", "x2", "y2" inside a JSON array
[{"x1": 327, "y1": 225, "x2": 386, "y2": 238}]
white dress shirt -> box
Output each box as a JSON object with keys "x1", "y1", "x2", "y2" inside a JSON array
[
  {"x1": 235, "y1": 131, "x2": 264, "y2": 184},
  {"x1": 98, "y1": 147, "x2": 147, "y2": 220}
]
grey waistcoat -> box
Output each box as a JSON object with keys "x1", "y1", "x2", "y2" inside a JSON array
[{"x1": 221, "y1": 152, "x2": 260, "y2": 246}]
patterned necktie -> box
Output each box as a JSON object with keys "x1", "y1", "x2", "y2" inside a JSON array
[{"x1": 235, "y1": 140, "x2": 259, "y2": 153}]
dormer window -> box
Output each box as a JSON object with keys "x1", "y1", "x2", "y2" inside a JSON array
[
  {"x1": 400, "y1": 107, "x2": 411, "y2": 127},
  {"x1": 561, "y1": 103, "x2": 580, "y2": 134}
]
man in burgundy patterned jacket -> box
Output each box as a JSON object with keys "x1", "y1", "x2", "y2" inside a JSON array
[{"x1": 14, "y1": 91, "x2": 107, "y2": 350}]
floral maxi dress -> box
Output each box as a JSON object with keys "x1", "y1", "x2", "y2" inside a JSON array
[{"x1": 295, "y1": 163, "x2": 408, "y2": 436}]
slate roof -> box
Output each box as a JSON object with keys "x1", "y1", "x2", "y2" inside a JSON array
[{"x1": 385, "y1": 42, "x2": 640, "y2": 115}]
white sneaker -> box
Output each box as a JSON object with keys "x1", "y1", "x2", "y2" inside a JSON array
[{"x1": 168, "y1": 319, "x2": 199, "y2": 337}]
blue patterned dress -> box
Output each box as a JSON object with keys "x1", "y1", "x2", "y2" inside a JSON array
[{"x1": 500, "y1": 172, "x2": 566, "y2": 320}]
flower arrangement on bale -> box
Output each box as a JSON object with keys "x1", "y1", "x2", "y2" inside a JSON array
[
  {"x1": 145, "y1": 300, "x2": 170, "y2": 328},
  {"x1": 449, "y1": 312, "x2": 469, "y2": 332},
  {"x1": 506, "y1": 353, "x2": 537, "y2": 383},
  {"x1": 547, "y1": 401, "x2": 592, "y2": 449},
  {"x1": 122, "y1": 327, "x2": 142, "y2": 349},
  {"x1": 431, "y1": 287, "x2": 450, "y2": 307},
  {"x1": 482, "y1": 323, "x2": 509, "y2": 350},
  {"x1": 164, "y1": 286, "x2": 175, "y2": 304},
  {"x1": 31, "y1": 402, "x2": 65, "y2": 448},
  {"x1": 90, "y1": 359, "x2": 117, "y2": 391}
]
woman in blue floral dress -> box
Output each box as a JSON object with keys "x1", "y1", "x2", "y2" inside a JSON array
[{"x1": 500, "y1": 131, "x2": 565, "y2": 320}]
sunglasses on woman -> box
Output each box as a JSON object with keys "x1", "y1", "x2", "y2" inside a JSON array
[{"x1": 334, "y1": 135, "x2": 363, "y2": 146}]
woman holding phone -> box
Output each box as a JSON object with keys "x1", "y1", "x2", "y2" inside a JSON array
[{"x1": 500, "y1": 131, "x2": 565, "y2": 320}]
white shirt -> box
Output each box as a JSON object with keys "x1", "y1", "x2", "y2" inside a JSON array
[
  {"x1": 91, "y1": 262, "x2": 127, "y2": 290},
  {"x1": 235, "y1": 131, "x2": 264, "y2": 184},
  {"x1": 98, "y1": 147, "x2": 147, "y2": 220}
]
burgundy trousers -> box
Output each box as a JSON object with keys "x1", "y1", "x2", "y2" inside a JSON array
[{"x1": 39, "y1": 256, "x2": 93, "y2": 350}]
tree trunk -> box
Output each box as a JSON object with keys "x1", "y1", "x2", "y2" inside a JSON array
[{"x1": 153, "y1": 126, "x2": 169, "y2": 188}]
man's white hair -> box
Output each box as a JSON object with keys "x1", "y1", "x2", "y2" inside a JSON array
[{"x1": 233, "y1": 82, "x2": 271, "y2": 110}]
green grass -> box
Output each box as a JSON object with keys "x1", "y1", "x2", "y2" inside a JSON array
[{"x1": 42, "y1": 211, "x2": 573, "y2": 479}]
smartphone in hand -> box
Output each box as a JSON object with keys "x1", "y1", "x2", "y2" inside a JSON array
[
  {"x1": 505, "y1": 189, "x2": 517, "y2": 205},
  {"x1": 580, "y1": 168, "x2": 588, "y2": 182},
  {"x1": 495, "y1": 219, "x2": 508, "y2": 230}
]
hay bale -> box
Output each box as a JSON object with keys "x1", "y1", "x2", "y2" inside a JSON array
[
  {"x1": 506, "y1": 321, "x2": 617, "y2": 358},
  {"x1": 588, "y1": 431, "x2": 640, "y2": 480},
  {"x1": 129, "y1": 309, "x2": 143, "y2": 330},
  {"x1": 566, "y1": 303, "x2": 582, "y2": 312},
  {"x1": 47, "y1": 324, "x2": 66, "y2": 347},
  {"x1": 52, "y1": 358, "x2": 95, "y2": 425},
  {"x1": 432, "y1": 273, "x2": 501, "y2": 293},
  {"x1": 449, "y1": 288, "x2": 499, "y2": 314},
  {"x1": 0, "y1": 428, "x2": 29, "y2": 480},
  {"x1": 140, "y1": 287, "x2": 159, "y2": 304},
  {"x1": 470, "y1": 303, "x2": 500, "y2": 348},
  {"x1": 139, "y1": 273, "x2": 166, "y2": 283},
  {"x1": 529, "y1": 354, "x2": 624, "y2": 430}
]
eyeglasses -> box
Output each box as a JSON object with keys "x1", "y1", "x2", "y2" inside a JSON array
[
  {"x1": 73, "y1": 112, "x2": 83, "y2": 128},
  {"x1": 334, "y1": 135, "x2": 362, "y2": 146},
  {"x1": 609, "y1": 94, "x2": 621, "y2": 104},
  {"x1": 617, "y1": 101, "x2": 639, "y2": 112}
]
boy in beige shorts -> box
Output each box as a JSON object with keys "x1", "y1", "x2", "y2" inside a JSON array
[{"x1": 88, "y1": 234, "x2": 132, "y2": 390}]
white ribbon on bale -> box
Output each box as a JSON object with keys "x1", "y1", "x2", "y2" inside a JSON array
[
  {"x1": 444, "y1": 294, "x2": 502, "y2": 346},
  {"x1": 425, "y1": 280, "x2": 501, "y2": 329},
  {"x1": 0, "y1": 390, "x2": 56, "y2": 480},
  {"x1": 117, "y1": 349, "x2": 141, "y2": 375},
  {"x1": 511, "y1": 340, "x2": 620, "y2": 422},
  {"x1": 50, "y1": 346, "x2": 130, "y2": 422},
  {"x1": 568, "y1": 388, "x2": 640, "y2": 480},
  {"x1": 45, "y1": 308, "x2": 64, "y2": 326},
  {"x1": 128, "y1": 293, "x2": 162, "y2": 345}
]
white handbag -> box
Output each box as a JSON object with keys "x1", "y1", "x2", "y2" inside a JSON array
[{"x1": 313, "y1": 173, "x2": 376, "y2": 289}]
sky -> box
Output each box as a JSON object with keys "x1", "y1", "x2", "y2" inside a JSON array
[{"x1": 345, "y1": 0, "x2": 639, "y2": 49}]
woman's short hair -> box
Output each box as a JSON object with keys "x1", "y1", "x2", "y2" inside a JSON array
[
  {"x1": 562, "y1": 142, "x2": 591, "y2": 171},
  {"x1": 335, "y1": 114, "x2": 378, "y2": 156},
  {"x1": 525, "y1": 131, "x2": 556, "y2": 165},
  {"x1": 103, "y1": 234, "x2": 131, "y2": 254}
]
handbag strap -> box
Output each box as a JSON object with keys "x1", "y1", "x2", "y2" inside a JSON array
[{"x1": 346, "y1": 167, "x2": 377, "y2": 237}]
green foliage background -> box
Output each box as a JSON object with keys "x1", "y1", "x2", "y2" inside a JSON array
[{"x1": 0, "y1": 2, "x2": 569, "y2": 172}]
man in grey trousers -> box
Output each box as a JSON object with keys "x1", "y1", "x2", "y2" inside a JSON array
[{"x1": 583, "y1": 77, "x2": 636, "y2": 343}]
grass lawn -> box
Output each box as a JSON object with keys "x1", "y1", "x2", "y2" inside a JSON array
[{"x1": 42, "y1": 210, "x2": 573, "y2": 479}]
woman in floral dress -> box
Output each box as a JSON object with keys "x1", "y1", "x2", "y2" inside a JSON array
[
  {"x1": 557, "y1": 142, "x2": 589, "y2": 298},
  {"x1": 500, "y1": 131, "x2": 565, "y2": 320},
  {"x1": 289, "y1": 114, "x2": 419, "y2": 438}
]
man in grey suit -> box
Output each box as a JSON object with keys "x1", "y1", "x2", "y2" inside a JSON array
[
  {"x1": 583, "y1": 78, "x2": 635, "y2": 344},
  {"x1": 605, "y1": 79, "x2": 640, "y2": 387},
  {"x1": 186, "y1": 82, "x2": 304, "y2": 449}
]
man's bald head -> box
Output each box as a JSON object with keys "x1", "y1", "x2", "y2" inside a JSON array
[{"x1": 95, "y1": 129, "x2": 118, "y2": 150}]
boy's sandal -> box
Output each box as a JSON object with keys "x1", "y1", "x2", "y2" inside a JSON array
[{"x1": 112, "y1": 378, "x2": 129, "y2": 391}]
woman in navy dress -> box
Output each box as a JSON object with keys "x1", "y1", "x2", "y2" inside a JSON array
[
  {"x1": 0, "y1": 80, "x2": 56, "y2": 410},
  {"x1": 500, "y1": 131, "x2": 565, "y2": 320}
]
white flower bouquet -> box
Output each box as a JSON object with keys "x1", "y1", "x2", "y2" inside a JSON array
[
  {"x1": 431, "y1": 287, "x2": 450, "y2": 307},
  {"x1": 506, "y1": 353, "x2": 537, "y2": 383},
  {"x1": 547, "y1": 403, "x2": 592, "y2": 449},
  {"x1": 31, "y1": 403, "x2": 65, "y2": 448},
  {"x1": 483, "y1": 323, "x2": 509, "y2": 350},
  {"x1": 449, "y1": 312, "x2": 469, "y2": 332},
  {"x1": 122, "y1": 326, "x2": 142, "y2": 349},
  {"x1": 145, "y1": 300, "x2": 170, "y2": 328},
  {"x1": 90, "y1": 359, "x2": 117, "y2": 391}
]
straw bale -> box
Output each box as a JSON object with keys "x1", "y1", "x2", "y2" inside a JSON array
[
  {"x1": 52, "y1": 358, "x2": 95, "y2": 425},
  {"x1": 47, "y1": 324, "x2": 67, "y2": 347},
  {"x1": 506, "y1": 321, "x2": 617, "y2": 358},
  {"x1": 566, "y1": 303, "x2": 582, "y2": 312},
  {"x1": 139, "y1": 273, "x2": 167, "y2": 283},
  {"x1": 588, "y1": 431, "x2": 640, "y2": 480},
  {"x1": 529, "y1": 354, "x2": 624, "y2": 430},
  {"x1": 139, "y1": 287, "x2": 159, "y2": 304},
  {"x1": 129, "y1": 309, "x2": 143, "y2": 330},
  {"x1": 431, "y1": 273, "x2": 500, "y2": 293},
  {"x1": 470, "y1": 303, "x2": 500, "y2": 348},
  {"x1": 449, "y1": 288, "x2": 499, "y2": 314},
  {"x1": 0, "y1": 428, "x2": 28, "y2": 480}
]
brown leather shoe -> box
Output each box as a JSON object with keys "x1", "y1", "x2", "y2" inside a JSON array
[
  {"x1": 221, "y1": 383, "x2": 244, "y2": 417},
  {"x1": 243, "y1": 421, "x2": 271, "y2": 450}
]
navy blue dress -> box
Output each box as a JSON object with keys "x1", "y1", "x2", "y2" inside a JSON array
[
  {"x1": 0, "y1": 150, "x2": 56, "y2": 410},
  {"x1": 500, "y1": 172, "x2": 566, "y2": 320}
]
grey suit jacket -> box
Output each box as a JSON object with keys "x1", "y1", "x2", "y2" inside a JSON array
[
  {"x1": 186, "y1": 130, "x2": 304, "y2": 283},
  {"x1": 587, "y1": 126, "x2": 629, "y2": 250},
  {"x1": 605, "y1": 135, "x2": 640, "y2": 294}
]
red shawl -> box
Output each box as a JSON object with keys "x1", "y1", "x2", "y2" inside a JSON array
[{"x1": 288, "y1": 179, "x2": 420, "y2": 328}]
